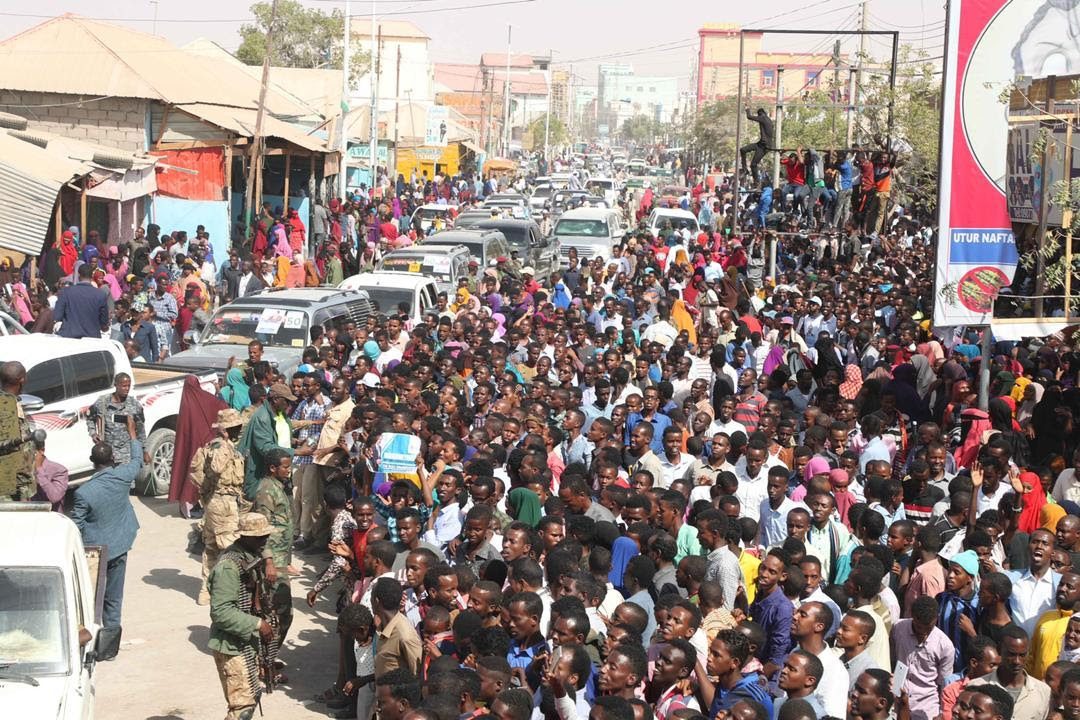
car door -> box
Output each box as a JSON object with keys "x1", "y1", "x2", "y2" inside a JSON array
[{"x1": 25, "y1": 351, "x2": 115, "y2": 478}]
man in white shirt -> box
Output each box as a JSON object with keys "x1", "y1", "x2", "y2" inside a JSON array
[
  {"x1": 791, "y1": 601, "x2": 848, "y2": 719},
  {"x1": 641, "y1": 299, "x2": 679, "y2": 350},
  {"x1": 707, "y1": 396, "x2": 747, "y2": 438},
  {"x1": 658, "y1": 427, "x2": 695, "y2": 490},
  {"x1": 735, "y1": 443, "x2": 770, "y2": 519},
  {"x1": 1007, "y1": 528, "x2": 1061, "y2": 638},
  {"x1": 759, "y1": 468, "x2": 809, "y2": 548},
  {"x1": 373, "y1": 330, "x2": 403, "y2": 374},
  {"x1": 1052, "y1": 448, "x2": 1080, "y2": 504}
]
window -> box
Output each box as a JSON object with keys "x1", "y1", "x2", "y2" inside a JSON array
[
  {"x1": 68, "y1": 351, "x2": 115, "y2": 397},
  {"x1": 25, "y1": 359, "x2": 65, "y2": 405},
  {"x1": 649, "y1": 86, "x2": 656, "y2": 93},
  {"x1": 805, "y1": 71, "x2": 820, "y2": 87},
  {"x1": 761, "y1": 70, "x2": 775, "y2": 87}
]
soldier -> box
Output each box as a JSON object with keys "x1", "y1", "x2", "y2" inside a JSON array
[
  {"x1": 87, "y1": 372, "x2": 147, "y2": 472},
  {"x1": 191, "y1": 408, "x2": 249, "y2": 606},
  {"x1": 208, "y1": 512, "x2": 276, "y2": 720},
  {"x1": 0, "y1": 361, "x2": 34, "y2": 501},
  {"x1": 252, "y1": 448, "x2": 295, "y2": 667}
]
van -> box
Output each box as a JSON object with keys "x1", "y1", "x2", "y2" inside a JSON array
[
  {"x1": 377, "y1": 244, "x2": 471, "y2": 295},
  {"x1": 338, "y1": 272, "x2": 441, "y2": 325},
  {"x1": 552, "y1": 208, "x2": 627, "y2": 265},
  {"x1": 423, "y1": 229, "x2": 512, "y2": 269},
  {"x1": 0, "y1": 504, "x2": 120, "y2": 719}
]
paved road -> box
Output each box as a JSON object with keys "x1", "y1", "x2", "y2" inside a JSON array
[{"x1": 97, "y1": 497, "x2": 341, "y2": 719}]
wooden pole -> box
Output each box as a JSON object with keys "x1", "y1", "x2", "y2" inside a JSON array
[
  {"x1": 1035, "y1": 76, "x2": 1057, "y2": 318},
  {"x1": 80, "y1": 177, "x2": 88, "y2": 242},
  {"x1": 1065, "y1": 113, "x2": 1075, "y2": 321},
  {"x1": 283, "y1": 152, "x2": 291, "y2": 212},
  {"x1": 242, "y1": 0, "x2": 279, "y2": 238}
]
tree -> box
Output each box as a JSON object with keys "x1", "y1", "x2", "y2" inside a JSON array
[
  {"x1": 524, "y1": 114, "x2": 569, "y2": 151},
  {"x1": 237, "y1": 1, "x2": 368, "y2": 84},
  {"x1": 620, "y1": 114, "x2": 658, "y2": 144},
  {"x1": 684, "y1": 98, "x2": 738, "y2": 169}
]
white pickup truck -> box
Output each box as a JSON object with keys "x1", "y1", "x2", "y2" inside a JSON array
[
  {"x1": 2, "y1": 334, "x2": 217, "y2": 495},
  {"x1": 0, "y1": 503, "x2": 119, "y2": 719}
]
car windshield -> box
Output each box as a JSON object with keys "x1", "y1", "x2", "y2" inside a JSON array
[
  {"x1": 379, "y1": 255, "x2": 454, "y2": 282},
  {"x1": 0, "y1": 567, "x2": 69, "y2": 676},
  {"x1": 417, "y1": 208, "x2": 450, "y2": 220},
  {"x1": 426, "y1": 238, "x2": 484, "y2": 258},
  {"x1": 361, "y1": 287, "x2": 415, "y2": 315},
  {"x1": 654, "y1": 215, "x2": 699, "y2": 233},
  {"x1": 555, "y1": 219, "x2": 608, "y2": 237},
  {"x1": 586, "y1": 181, "x2": 613, "y2": 193},
  {"x1": 532, "y1": 187, "x2": 553, "y2": 198},
  {"x1": 201, "y1": 306, "x2": 309, "y2": 348}
]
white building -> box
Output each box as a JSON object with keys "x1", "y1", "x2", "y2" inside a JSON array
[{"x1": 350, "y1": 19, "x2": 434, "y2": 107}]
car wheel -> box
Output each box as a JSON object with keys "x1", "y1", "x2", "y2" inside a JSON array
[{"x1": 138, "y1": 428, "x2": 176, "y2": 496}]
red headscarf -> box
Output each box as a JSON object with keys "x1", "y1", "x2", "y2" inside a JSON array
[{"x1": 58, "y1": 231, "x2": 78, "y2": 275}]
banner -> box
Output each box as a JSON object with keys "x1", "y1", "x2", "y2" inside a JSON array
[
  {"x1": 1006, "y1": 123, "x2": 1040, "y2": 223},
  {"x1": 933, "y1": 0, "x2": 1032, "y2": 327},
  {"x1": 425, "y1": 106, "x2": 449, "y2": 147},
  {"x1": 376, "y1": 432, "x2": 422, "y2": 474}
]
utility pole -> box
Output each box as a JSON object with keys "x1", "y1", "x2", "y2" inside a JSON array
[
  {"x1": 832, "y1": 39, "x2": 841, "y2": 144},
  {"x1": 852, "y1": 0, "x2": 867, "y2": 145},
  {"x1": 503, "y1": 25, "x2": 512, "y2": 156},
  {"x1": 544, "y1": 50, "x2": 552, "y2": 163},
  {"x1": 394, "y1": 45, "x2": 402, "y2": 147},
  {"x1": 338, "y1": 0, "x2": 351, "y2": 201},
  {"x1": 368, "y1": 0, "x2": 378, "y2": 192},
  {"x1": 772, "y1": 66, "x2": 784, "y2": 190},
  {"x1": 244, "y1": 0, "x2": 278, "y2": 238}
]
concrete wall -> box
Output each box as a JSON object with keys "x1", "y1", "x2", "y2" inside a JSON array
[{"x1": 0, "y1": 91, "x2": 148, "y2": 152}]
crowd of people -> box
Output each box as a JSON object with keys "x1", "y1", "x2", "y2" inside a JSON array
[{"x1": 7, "y1": 145, "x2": 1080, "y2": 720}]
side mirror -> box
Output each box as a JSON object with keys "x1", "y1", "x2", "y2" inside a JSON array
[
  {"x1": 91, "y1": 626, "x2": 122, "y2": 664},
  {"x1": 19, "y1": 394, "x2": 44, "y2": 413}
]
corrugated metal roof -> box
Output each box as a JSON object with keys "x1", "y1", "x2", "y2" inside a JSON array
[
  {"x1": 180, "y1": 104, "x2": 328, "y2": 153},
  {"x1": 0, "y1": 131, "x2": 90, "y2": 256},
  {"x1": 0, "y1": 15, "x2": 315, "y2": 118},
  {"x1": 349, "y1": 19, "x2": 430, "y2": 40}
]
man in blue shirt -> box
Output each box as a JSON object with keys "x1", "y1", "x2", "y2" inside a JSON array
[
  {"x1": 834, "y1": 151, "x2": 854, "y2": 229},
  {"x1": 54, "y1": 264, "x2": 109, "y2": 339},
  {"x1": 626, "y1": 386, "x2": 672, "y2": 455},
  {"x1": 506, "y1": 591, "x2": 549, "y2": 691},
  {"x1": 705, "y1": 628, "x2": 774, "y2": 719},
  {"x1": 748, "y1": 548, "x2": 794, "y2": 678}
]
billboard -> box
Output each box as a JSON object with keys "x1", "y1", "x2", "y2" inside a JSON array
[
  {"x1": 1006, "y1": 123, "x2": 1040, "y2": 223},
  {"x1": 931, "y1": 0, "x2": 1063, "y2": 326},
  {"x1": 425, "y1": 106, "x2": 449, "y2": 147}
]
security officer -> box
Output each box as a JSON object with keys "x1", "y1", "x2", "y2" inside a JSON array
[
  {"x1": 208, "y1": 512, "x2": 276, "y2": 720},
  {"x1": 0, "y1": 361, "x2": 34, "y2": 501},
  {"x1": 252, "y1": 448, "x2": 294, "y2": 659},
  {"x1": 191, "y1": 408, "x2": 249, "y2": 606}
]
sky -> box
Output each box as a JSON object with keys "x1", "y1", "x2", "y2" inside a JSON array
[{"x1": 0, "y1": 0, "x2": 947, "y2": 89}]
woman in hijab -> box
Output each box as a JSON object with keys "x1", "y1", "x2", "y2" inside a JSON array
[
  {"x1": 955, "y1": 408, "x2": 992, "y2": 469},
  {"x1": 910, "y1": 354, "x2": 937, "y2": 399},
  {"x1": 988, "y1": 396, "x2": 1031, "y2": 468},
  {"x1": 810, "y1": 332, "x2": 845, "y2": 382},
  {"x1": 507, "y1": 487, "x2": 542, "y2": 528},
  {"x1": 990, "y1": 371, "x2": 1016, "y2": 399},
  {"x1": 886, "y1": 364, "x2": 931, "y2": 423},
  {"x1": 1017, "y1": 382, "x2": 1044, "y2": 432},
  {"x1": 830, "y1": 468, "x2": 859, "y2": 530},
  {"x1": 220, "y1": 367, "x2": 252, "y2": 411},
  {"x1": 839, "y1": 365, "x2": 863, "y2": 401},
  {"x1": 792, "y1": 456, "x2": 832, "y2": 502},
  {"x1": 718, "y1": 267, "x2": 740, "y2": 310},
  {"x1": 287, "y1": 209, "x2": 306, "y2": 254},
  {"x1": 609, "y1": 536, "x2": 639, "y2": 596}
]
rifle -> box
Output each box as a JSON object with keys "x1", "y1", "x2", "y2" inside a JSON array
[{"x1": 243, "y1": 557, "x2": 279, "y2": 697}]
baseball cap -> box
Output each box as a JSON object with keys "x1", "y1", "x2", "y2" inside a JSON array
[
  {"x1": 522, "y1": 266, "x2": 535, "y2": 276},
  {"x1": 809, "y1": 296, "x2": 823, "y2": 306},
  {"x1": 237, "y1": 512, "x2": 272, "y2": 537},
  {"x1": 781, "y1": 316, "x2": 795, "y2": 325},
  {"x1": 268, "y1": 383, "x2": 298, "y2": 402}
]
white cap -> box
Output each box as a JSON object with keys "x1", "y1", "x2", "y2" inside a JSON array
[
  {"x1": 361, "y1": 372, "x2": 381, "y2": 388},
  {"x1": 809, "y1": 295, "x2": 823, "y2": 305},
  {"x1": 522, "y1": 266, "x2": 535, "y2": 276}
]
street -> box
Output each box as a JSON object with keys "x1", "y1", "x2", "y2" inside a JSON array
[{"x1": 98, "y1": 497, "x2": 339, "y2": 719}]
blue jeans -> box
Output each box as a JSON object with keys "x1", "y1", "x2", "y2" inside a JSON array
[{"x1": 104, "y1": 553, "x2": 128, "y2": 628}]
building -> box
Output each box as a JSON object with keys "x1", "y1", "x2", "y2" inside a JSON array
[
  {"x1": 0, "y1": 14, "x2": 331, "y2": 260},
  {"x1": 351, "y1": 19, "x2": 433, "y2": 107},
  {"x1": 479, "y1": 53, "x2": 550, "y2": 154},
  {"x1": 434, "y1": 62, "x2": 491, "y2": 137},
  {"x1": 608, "y1": 73, "x2": 680, "y2": 125},
  {"x1": 597, "y1": 63, "x2": 633, "y2": 135},
  {"x1": 551, "y1": 69, "x2": 571, "y2": 124},
  {"x1": 697, "y1": 23, "x2": 845, "y2": 104}
]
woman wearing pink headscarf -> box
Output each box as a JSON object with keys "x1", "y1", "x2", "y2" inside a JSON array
[
  {"x1": 793, "y1": 456, "x2": 832, "y2": 502},
  {"x1": 954, "y1": 407, "x2": 992, "y2": 469},
  {"x1": 830, "y1": 468, "x2": 859, "y2": 530}
]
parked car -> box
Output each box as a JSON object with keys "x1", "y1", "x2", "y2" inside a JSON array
[
  {"x1": 410, "y1": 203, "x2": 458, "y2": 234},
  {"x1": 459, "y1": 218, "x2": 559, "y2": 279},
  {"x1": 647, "y1": 208, "x2": 700, "y2": 238},
  {"x1": 423, "y1": 228, "x2": 513, "y2": 269},
  {"x1": 377, "y1": 244, "x2": 471, "y2": 295},
  {"x1": 168, "y1": 286, "x2": 375, "y2": 384},
  {"x1": 528, "y1": 184, "x2": 555, "y2": 211},
  {"x1": 10, "y1": 334, "x2": 217, "y2": 494},
  {"x1": 0, "y1": 504, "x2": 120, "y2": 719},
  {"x1": 0, "y1": 310, "x2": 27, "y2": 335},
  {"x1": 553, "y1": 207, "x2": 627, "y2": 265},
  {"x1": 585, "y1": 177, "x2": 620, "y2": 207},
  {"x1": 338, "y1": 272, "x2": 440, "y2": 326}
]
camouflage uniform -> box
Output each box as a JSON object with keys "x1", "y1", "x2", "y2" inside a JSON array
[
  {"x1": 0, "y1": 390, "x2": 35, "y2": 501},
  {"x1": 191, "y1": 419, "x2": 249, "y2": 606},
  {"x1": 87, "y1": 392, "x2": 145, "y2": 464},
  {"x1": 252, "y1": 474, "x2": 294, "y2": 645}
]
